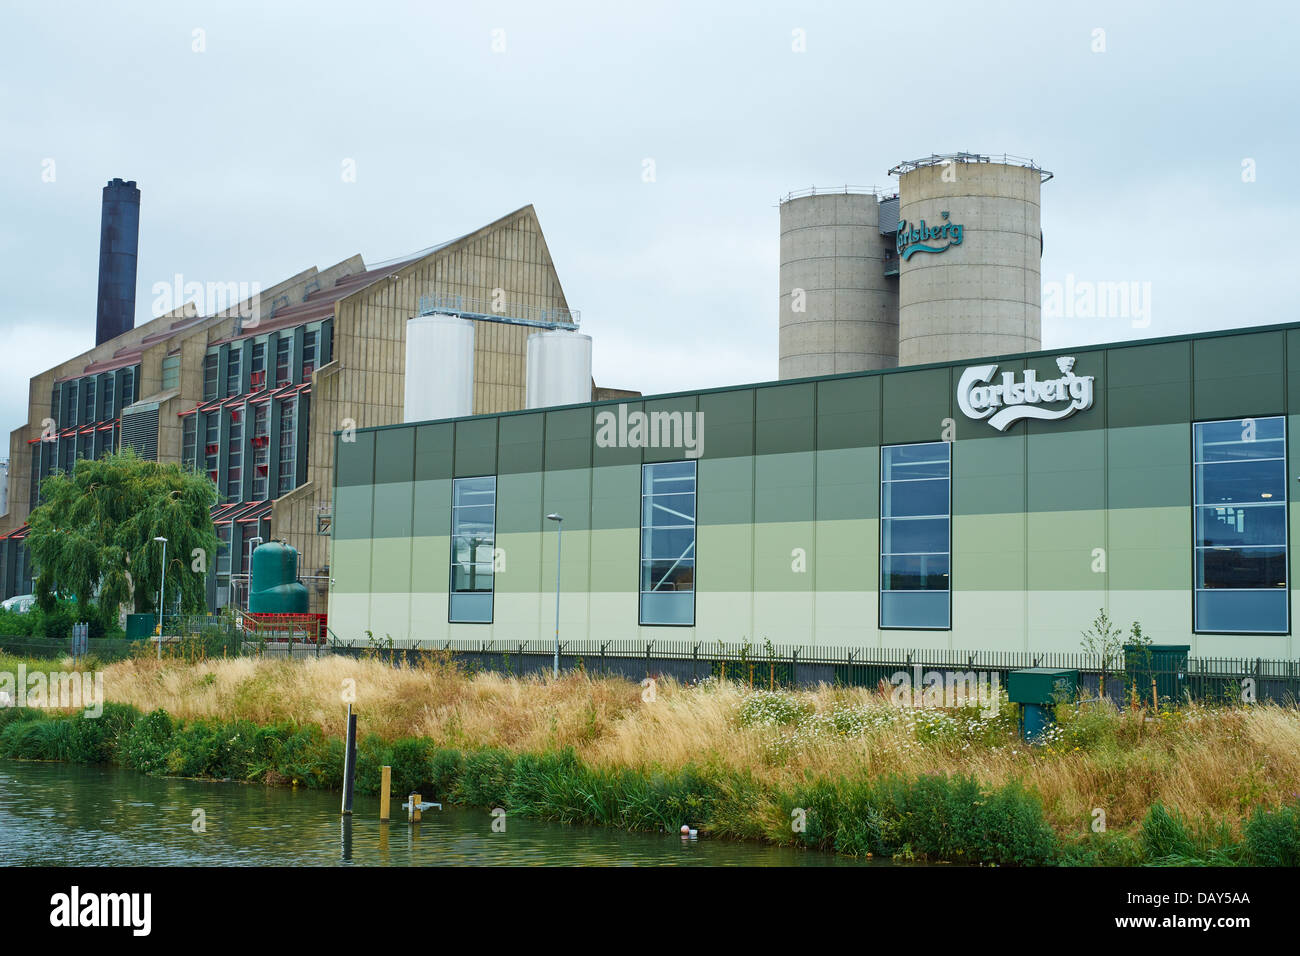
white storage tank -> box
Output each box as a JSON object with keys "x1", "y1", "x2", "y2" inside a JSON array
[
  {"x1": 404, "y1": 313, "x2": 474, "y2": 422},
  {"x1": 526, "y1": 329, "x2": 592, "y2": 409}
]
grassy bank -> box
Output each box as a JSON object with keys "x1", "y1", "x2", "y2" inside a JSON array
[{"x1": 3, "y1": 652, "x2": 1299, "y2": 865}]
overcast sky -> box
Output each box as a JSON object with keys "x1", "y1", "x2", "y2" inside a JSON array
[{"x1": 1, "y1": 0, "x2": 1297, "y2": 443}]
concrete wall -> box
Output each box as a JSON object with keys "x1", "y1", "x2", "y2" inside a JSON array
[
  {"x1": 897, "y1": 161, "x2": 1042, "y2": 366},
  {"x1": 778, "y1": 193, "x2": 897, "y2": 379}
]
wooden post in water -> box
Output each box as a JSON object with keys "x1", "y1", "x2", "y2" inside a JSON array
[
  {"x1": 379, "y1": 765, "x2": 391, "y2": 822},
  {"x1": 409, "y1": 793, "x2": 422, "y2": 824},
  {"x1": 341, "y1": 704, "x2": 357, "y2": 815}
]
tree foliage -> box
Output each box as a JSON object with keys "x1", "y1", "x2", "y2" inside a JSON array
[{"x1": 27, "y1": 449, "x2": 219, "y2": 616}]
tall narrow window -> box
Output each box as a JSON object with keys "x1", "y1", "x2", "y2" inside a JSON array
[
  {"x1": 1194, "y1": 416, "x2": 1288, "y2": 633},
  {"x1": 302, "y1": 328, "x2": 318, "y2": 379},
  {"x1": 251, "y1": 403, "x2": 269, "y2": 499},
  {"x1": 226, "y1": 408, "x2": 243, "y2": 501},
  {"x1": 880, "y1": 442, "x2": 951, "y2": 629},
  {"x1": 639, "y1": 460, "x2": 696, "y2": 626},
  {"x1": 181, "y1": 415, "x2": 197, "y2": 471},
  {"x1": 250, "y1": 341, "x2": 266, "y2": 390},
  {"x1": 277, "y1": 397, "x2": 297, "y2": 494},
  {"x1": 99, "y1": 375, "x2": 114, "y2": 421},
  {"x1": 449, "y1": 476, "x2": 496, "y2": 623},
  {"x1": 226, "y1": 346, "x2": 242, "y2": 397},
  {"x1": 203, "y1": 351, "x2": 219, "y2": 401},
  {"x1": 161, "y1": 354, "x2": 180, "y2": 391},
  {"x1": 275, "y1": 337, "x2": 291, "y2": 386}
]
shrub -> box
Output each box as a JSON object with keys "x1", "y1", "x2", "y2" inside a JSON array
[
  {"x1": 1244, "y1": 800, "x2": 1300, "y2": 866},
  {"x1": 1140, "y1": 803, "x2": 1197, "y2": 861},
  {"x1": 120, "y1": 709, "x2": 175, "y2": 775},
  {"x1": 453, "y1": 748, "x2": 516, "y2": 807}
]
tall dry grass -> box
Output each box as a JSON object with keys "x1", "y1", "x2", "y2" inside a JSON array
[{"x1": 98, "y1": 654, "x2": 1300, "y2": 836}]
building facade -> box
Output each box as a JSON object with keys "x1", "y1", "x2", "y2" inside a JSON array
[
  {"x1": 0, "y1": 204, "x2": 588, "y2": 612},
  {"x1": 331, "y1": 321, "x2": 1300, "y2": 659}
]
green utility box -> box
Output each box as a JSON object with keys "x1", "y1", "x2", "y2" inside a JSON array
[
  {"x1": 1008, "y1": 668, "x2": 1079, "y2": 742},
  {"x1": 1007, "y1": 668, "x2": 1079, "y2": 705},
  {"x1": 1124, "y1": 644, "x2": 1189, "y2": 702},
  {"x1": 125, "y1": 613, "x2": 156, "y2": 639}
]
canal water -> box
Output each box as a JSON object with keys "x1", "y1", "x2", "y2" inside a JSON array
[{"x1": 0, "y1": 760, "x2": 861, "y2": 866}]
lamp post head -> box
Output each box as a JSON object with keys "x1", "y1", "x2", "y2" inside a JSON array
[
  {"x1": 546, "y1": 513, "x2": 563, "y2": 523},
  {"x1": 153, "y1": 536, "x2": 167, "y2": 543}
]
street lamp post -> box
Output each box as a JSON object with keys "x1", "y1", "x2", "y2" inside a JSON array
[
  {"x1": 546, "y1": 514, "x2": 563, "y2": 678},
  {"x1": 153, "y1": 536, "x2": 168, "y2": 659},
  {"x1": 245, "y1": 536, "x2": 263, "y2": 610}
]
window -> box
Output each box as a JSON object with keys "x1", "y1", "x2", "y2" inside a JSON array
[
  {"x1": 81, "y1": 377, "x2": 95, "y2": 424},
  {"x1": 226, "y1": 346, "x2": 242, "y2": 397},
  {"x1": 449, "y1": 476, "x2": 496, "y2": 623},
  {"x1": 277, "y1": 397, "x2": 297, "y2": 494},
  {"x1": 226, "y1": 408, "x2": 243, "y2": 501},
  {"x1": 275, "y1": 337, "x2": 291, "y2": 386},
  {"x1": 203, "y1": 412, "x2": 219, "y2": 485},
  {"x1": 302, "y1": 328, "x2": 318, "y2": 379},
  {"x1": 120, "y1": 367, "x2": 136, "y2": 407},
  {"x1": 99, "y1": 376, "x2": 114, "y2": 421},
  {"x1": 1193, "y1": 417, "x2": 1288, "y2": 633},
  {"x1": 161, "y1": 354, "x2": 180, "y2": 391},
  {"x1": 203, "y1": 351, "x2": 219, "y2": 401},
  {"x1": 251, "y1": 403, "x2": 269, "y2": 499},
  {"x1": 250, "y1": 340, "x2": 266, "y2": 389},
  {"x1": 880, "y1": 442, "x2": 951, "y2": 629},
  {"x1": 640, "y1": 460, "x2": 696, "y2": 625},
  {"x1": 181, "y1": 415, "x2": 197, "y2": 471}
]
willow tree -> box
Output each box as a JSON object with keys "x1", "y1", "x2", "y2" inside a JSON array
[{"x1": 27, "y1": 449, "x2": 220, "y2": 616}]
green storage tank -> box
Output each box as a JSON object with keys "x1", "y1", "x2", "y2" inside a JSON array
[{"x1": 249, "y1": 541, "x2": 310, "y2": 614}]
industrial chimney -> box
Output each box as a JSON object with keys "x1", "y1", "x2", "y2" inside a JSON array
[{"x1": 95, "y1": 178, "x2": 141, "y2": 346}]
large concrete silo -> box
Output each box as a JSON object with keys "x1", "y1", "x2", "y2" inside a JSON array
[
  {"x1": 892, "y1": 154, "x2": 1051, "y2": 366},
  {"x1": 778, "y1": 190, "x2": 898, "y2": 379}
]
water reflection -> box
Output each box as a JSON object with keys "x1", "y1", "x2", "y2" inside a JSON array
[{"x1": 1, "y1": 760, "x2": 866, "y2": 867}]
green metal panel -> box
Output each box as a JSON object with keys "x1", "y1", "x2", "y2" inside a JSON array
[
  {"x1": 755, "y1": 451, "x2": 815, "y2": 524},
  {"x1": 542, "y1": 467, "x2": 592, "y2": 532},
  {"x1": 1287, "y1": 330, "x2": 1300, "y2": 415},
  {"x1": 883, "y1": 367, "x2": 951, "y2": 445},
  {"x1": 412, "y1": 478, "x2": 451, "y2": 537},
  {"x1": 374, "y1": 427, "x2": 415, "y2": 485},
  {"x1": 1027, "y1": 429, "x2": 1105, "y2": 512},
  {"x1": 593, "y1": 401, "x2": 643, "y2": 467},
  {"x1": 370, "y1": 536, "x2": 414, "y2": 596},
  {"x1": 756, "y1": 382, "x2": 815, "y2": 456},
  {"x1": 642, "y1": 394, "x2": 699, "y2": 463},
  {"x1": 332, "y1": 483, "x2": 376, "y2": 541},
  {"x1": 815, "y1": 446, "x2": 877, "y2": 522},
  {"x1": 497, "y1": 413, "x2": 544, "y2": 475},
  {"x1": 1106, "y1": 342, "x2": 1190, "y2": 429},
  {"x1": 372, "y1": 480, "x2": 414, "y2": 539},
  {"x1": 953, "y1": 432, "x2": 1025, "y2": 516},
  {"x1": 591, "y1": 463, "x2": 639, "y2": 531},
  {"x1": 454, "y1": 418, "x2": 498, "y2": 477},
  {"x1": 544, "y1": 407, "x2": 594, "y2": 471},
  {"x1": 817, "y1": 376, "x2": 881, "y2": 450},
  {"x1": 497, "y1": 472, "x2": 543, "y2": 534},
  {"x1": 1193, "y1": 330, "x2": 1285, "y2": 421},
  {"x1": 334, "y1": 431, "x2": 375, "y2": 488},
  {"x1": 1106, "y1": 423, "x2": 1189, "y2": 510},
  {"x1": 1007, "y1": 668, "x2": 1078, "y2": 705},
  {"x1": 1026, "y1": 353, "x2": 1104, "y2": 435},
  {"x1": 698, "y1": 389, "x2": 753, "y2": 459},
  {"x1": 414, "y1": 423, "x2": 454, "y2": 481},
  {"x1": 697, "y1": 456, "x2": 753, "y2": 526}
]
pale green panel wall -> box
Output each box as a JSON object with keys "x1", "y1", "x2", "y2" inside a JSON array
[
  {"x1": 695, "y1": 591, "x2": 753, "y2": 644},
  {"x1": 755, "y1": 451, "x2": 814, "y2": 523},
  {"x1": 590, "y1": 528, "x2": 638, "y2": 592},
  {"x1": 813, "y1": 591, "x2": 877, "y2": 648},
  {"x1": 373, "y1": 480, "x2": 414, "y2": 539},
  {"x1": 1109, "y1": 590, "x2": 1193, "y2": 648},
  {"x1": 410, "y1": 591, "x2": 449, "y2": 641},
  {"x1": 492, "y1": 591, "x2": 546, "y2": 644},
  {"x1": 590, "y1": 592, "x2": 640, "y2": 642},
  {"x1": 755, "y1": 522, "x2": 814, "y2": 593},
  {"x1": 328, "y1": 592, "x2": 372, "y2": 643},
  {"x1": 950, "y1": 591, "x2": 1027, "y2": 652},
  {"x1": 954, "y1": 432, "x2": 1025, "y2": 516},
  {"x1": 331, "y1": 538, "x2": 373, "y2": 595},
  {"x1": 412, "y1": 479, "x2": 451, "y2": 537},
  {"x1": 813, "y1": 518, "x2": 874, "y2": 591},
  {"x1": 1028, "y1": 591, "x2": 1108, "y2": 651},
  {"x1": 1027, "y1": 429, "x2": 1105, "y2": 513},
  {"x1": 411, "y1": 536, "x2": 448, "y2": 595},
  {"x1": 1027, "y1": 510, "x2": 1107, "y2": 591},
  {"x1": 696, "y1": 522, "x2": 753, "y2": 592},
  {"x1": 592, "y1": 464, "x2": 639, "y2": 531},
  {"x1": 697, "y1": 457, "x2": 754, "y2": 597},
  {"x1": 497, "y1": 473, "x2": 543, "y2": 594},
  {"x1": 1107, "y1": 423, "x2": 1189, "y2": 510},
  {"x1": 333, "y1": 483, "x2": 375, "y2": 541},
  {"x1": 1106, "y1": 507, "x2": 1189, "y2": 590},
  {"x1": 815, "y1": 446, "x2": 877, "y2": 522},
  {"x1": 542, "y1": 468, "x2": 592, "y2": 636},
  {"x1": 370, "y1": 536, "x2": 413, "y2": 596},
  {"x1": 953, "y1": 513, "x2": 1025, "y2": 590},
  {"x1": 698, "y1": 455, "x2": 753, "y2": 525},
  {"x1": 754, "y1": 591, "x2": 813, "y2": 644}
]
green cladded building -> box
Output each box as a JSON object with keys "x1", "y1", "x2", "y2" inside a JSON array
[{"x1": 329, "y1": 321, "x2": 1300, "y2": 659}]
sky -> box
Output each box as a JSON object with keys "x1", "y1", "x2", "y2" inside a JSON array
[{"x1": 1, "y1": 0, "x2": 1298, "y2": 444}]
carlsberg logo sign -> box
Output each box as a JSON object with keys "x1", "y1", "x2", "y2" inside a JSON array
[{"x1": 958, "y1": 356, "x2": 1095, "y2": 431}]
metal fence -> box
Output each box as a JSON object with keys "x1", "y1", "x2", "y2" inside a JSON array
[{"x1": 328, "y1": 637, "x2": 1300, "y2": 706}]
